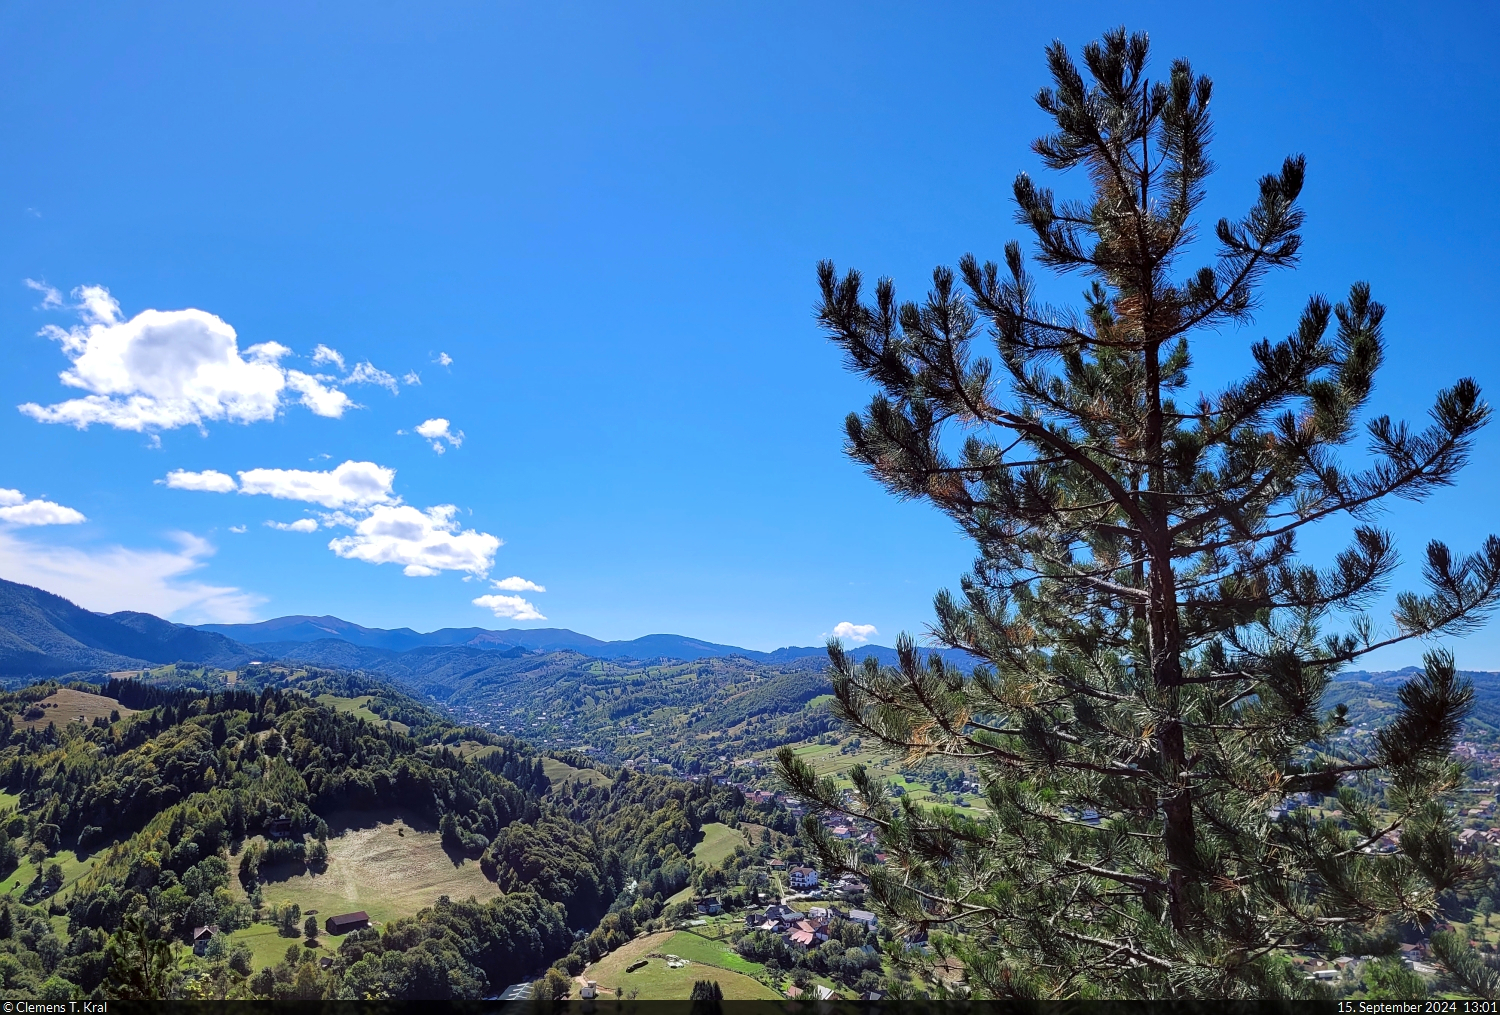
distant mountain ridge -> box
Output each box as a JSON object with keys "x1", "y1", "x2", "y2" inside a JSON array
[
  {"x1": 194, "y1": 615, "x2": 977, "y2": 668},
  {"x1": 0, "y1": 576, "x2": 976, "y2": 678},
  {"x1": 3, "y1": 574, "x2": 1494, "y2": 686}
]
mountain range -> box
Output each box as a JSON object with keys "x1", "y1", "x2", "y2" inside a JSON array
[
  {"x1": 0, "y1": 576, "x2": 974, "y2": 678},
  {"x1": 5, "y1": 575, "x2": 1497, "y2": 724},
  {"x1": 196, "y1": 614, "x2": 843, "y2": 662}
]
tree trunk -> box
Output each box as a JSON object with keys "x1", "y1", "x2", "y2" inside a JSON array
[{"x1": 1144, "y1": 341, "x2": 1196, "y2": 935}]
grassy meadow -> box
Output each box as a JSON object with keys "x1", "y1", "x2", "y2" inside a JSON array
[
  {"x1": 583, "y1": 930, "x2": 781, "y2": 1000},
  {"x1": 18, "y1": 688, "x2": 137, "y2": 730},
  {"x1": 0, "y1": 848, "x2": 95, "y2": 898},
  {"x1": 541, "y1": 756, "x2": 612, "y2": 790},
  {"x1": 691, "y1": 822, "x2": 748, "y2": 867},
  {"x1": 784, "y1": 740, "x2": 990, "y2": 813},
  {"x1": 226, "y1": 809, "x2": 499, "y2": 970},
  {"x1": 313, "y1": 694, "x2": 409, "y2": 735}
]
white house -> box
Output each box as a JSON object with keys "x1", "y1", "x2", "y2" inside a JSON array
[{"x1": 789, "y1": 866, "x2": 819, "y2": 889}]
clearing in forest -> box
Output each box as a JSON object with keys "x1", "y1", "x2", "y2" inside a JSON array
[
  {"x1": 691, "y1": 822, "x2": 744, "y2": 867},
  {"x1": 238, "y1": 809, "x2": 498, "y2": 931},
  {"x1": 584, "y1": 930, "x2": 781, "y2": 1000},
  {"x1": 312, "y1": 694, "x2": 409, "y2": 734},
  {"x1": 17, "y1": 688, "x2": 134, "y2": 729},
  {"x1": 542, "y1": 756, "x2": 612, "y2": 790}
]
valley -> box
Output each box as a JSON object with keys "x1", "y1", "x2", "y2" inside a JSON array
[{"x1": 0, "y1": 576, "x2": 1498, "y2": 1000}]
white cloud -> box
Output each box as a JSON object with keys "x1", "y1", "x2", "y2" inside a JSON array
[
  {"x1": 228, "y1": 525, "x2": 247, "y2": 534},
  {"x1": 831, "y1": 622, "x2": 878, "y2": 644},
  {"x1": 311, "y1": 344, "x2": 345, "y2": 370},
  {"x1": 21, "y1": 289, "x2": 288, "y2": 430},
  {"x1": 0, "y1": 498, "x2": 86, "y2": 526},
  {"x1": 236, "y1": 460, "x2": 396, "y2": 509},
  {"x1": 265, "y1": 518, "x2": 318, "y2": 533},
  {"x1": 0, "y1": 528, "x2": 262, "y2": 622},
  {"x1": 162, "y1": 469, "x2": 237, "y2": 493},
  {"x1": 473, "y1": 593, "x2": 546, "y2": 621},
  {"x1": 491, "y1": 575, "x2": 545, "y2": 593},
  {"x1": 345, "y1": 361, "x2": 398, "y2": 393},
  {"x1": 0, "y1": 488, "x2": 86, "y2": 525},
  {"x1": 17, "y1": 285, "x2": 361, "y2": 431},
  {"x1": 329, "y1": 503, "x2": 500, "y2": 577},
  {"x1": 414, "y1": 417, "x2": 463, "y2": 454},
  {"x1": 435, "y1": 352, "x2": 452, "y2": 366},
  {"x1": 156, "y1": 456, "x2": 511, "y2": 584},
  {"x1": 23, "y1": 279, "x2": 61, "y2": 309},
  {"x1": 284, "y1": 370, "x2": 353, "y2": 418},
  {"x1": 402, "y1": 371, "x2": 421, "y2": 386}
]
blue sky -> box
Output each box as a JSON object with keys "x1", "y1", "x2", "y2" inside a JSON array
[{"x1": 2, "y1": 1, "x2": 1498, "y2": 666}]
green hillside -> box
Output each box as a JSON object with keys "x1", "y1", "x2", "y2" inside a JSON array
[{"x1": 0, "y1": 670, "x2": 751, "y2": 1000}]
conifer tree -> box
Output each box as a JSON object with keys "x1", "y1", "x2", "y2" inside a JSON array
[{"x1": 781, "y1": 27, "x2": 1500, "y2": 998}]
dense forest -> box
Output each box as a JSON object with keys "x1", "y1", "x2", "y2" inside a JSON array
[
  {"x1": 0, "y1": 669, "x2": 760, "y2": 999},
  {"x1": 401, "y1": 652, "x2": 842, "y2": 770}
]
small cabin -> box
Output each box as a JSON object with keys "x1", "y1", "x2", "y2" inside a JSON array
[
  {"x1": 191, "y1": 925, "x2": 218, "y2": 956},
  {"x1": 325, "y1": 911, "x2": 370, "y2": 935},
  {"x1": 267, "y1": 817, "x2": 294, "y2": 840},
  {"x1": 694, "y1": 896, "x2": 721, "y2": 915}
]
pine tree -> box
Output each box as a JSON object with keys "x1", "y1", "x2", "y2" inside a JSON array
[
  {"x1": 106, "y1": 909, "x2": 179, "y2": 999},
  {"x1": 690, "y1": 979, "x2": 724, "y2": 1002},
  {"x1": 782, "y1": 27, "x2": 1500, "y2": 999},
  {"x1": 1433, "y1": 930, "x2": 1500, "y2": 997}
]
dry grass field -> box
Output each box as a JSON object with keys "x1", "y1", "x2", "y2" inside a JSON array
[
  {"x1": 233, "y1": 808, "x2": 499, "y2": 953},
  {"x1": 17, "y1": 688, "x2": 135, "y2": 729}
]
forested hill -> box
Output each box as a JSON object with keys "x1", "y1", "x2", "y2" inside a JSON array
[
  {"x1": 0, "y1": 668, "x2": 762, "y2": 999},
  {"x1": 285, "y1": 643, "x2": 1500, "y2": 777},
  {"x1": 0, "y1": 579, "x2": 249, "y2": 676}
]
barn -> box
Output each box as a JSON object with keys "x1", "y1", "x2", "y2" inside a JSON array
[{"x1": 325, "y1": 911, "x2": 370, "y2": 935}]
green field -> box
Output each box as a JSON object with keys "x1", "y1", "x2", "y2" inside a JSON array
[
  {"x1": 783, "y1": 741, "x2": 990, "y2": 813},
  {"x1": 1, "y1": 848, "x2": 96, "y2": 899},
  {"x1": 313, "y1": 694, "x2": 409, "y2": 735},
  {"x1": 584, "y1": 930, "x2": 781, "y2": 1000},
  {"x1": 659, "y1": 929, "x2": 765, "y2": 976},
  {"x1": 691, "y1": 822, "x2": 745, "y2": 867},
  {"x1": 454, "y1": 741, "x2": 502, "y2": 761},
  {"x1": 542, "y1": 757, "x2": 612, "y2": 789},
  {"x1": 231, "y1": 920, "x2": 337, "y2": 972}
]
